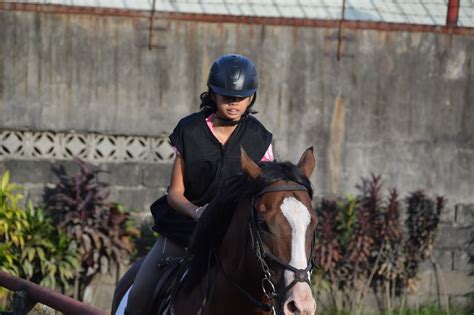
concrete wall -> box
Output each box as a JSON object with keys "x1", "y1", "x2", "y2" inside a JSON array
[
  {"x1": 1, "y1": 10, "x2": 473, "y2": 203},
  {"x1": 0, "y1": 9, "x2": 473, "y2": 312}
]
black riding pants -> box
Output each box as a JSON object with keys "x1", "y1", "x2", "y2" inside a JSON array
[{"x1": 126, "y1": 236, "x2": 186, "y2": 315}]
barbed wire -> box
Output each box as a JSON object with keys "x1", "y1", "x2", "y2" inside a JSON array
[{"x1": 3, "y1": 0, "x2": 474, "y2": 27}]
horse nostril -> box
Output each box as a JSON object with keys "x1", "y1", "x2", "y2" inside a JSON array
[{"x1": 284, "y1": 300, "x2": 298, "y2": 314}]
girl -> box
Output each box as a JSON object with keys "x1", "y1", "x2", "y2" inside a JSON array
[{"x1": 124, "y1": 54, "x2": 273, "y2": 314}]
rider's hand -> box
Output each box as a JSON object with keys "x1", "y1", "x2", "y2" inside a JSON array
[{"x1": 192, "y1": 204, "x2": 208, "y2": 221}]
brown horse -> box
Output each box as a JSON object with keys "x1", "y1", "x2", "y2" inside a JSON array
[{"x1": 113, "y1": 147, "x2": 317, "y2": 314}]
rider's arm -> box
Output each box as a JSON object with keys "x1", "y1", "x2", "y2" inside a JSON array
[{"x1": 167, "y1": 155, "x2": 205, "y2": 220}]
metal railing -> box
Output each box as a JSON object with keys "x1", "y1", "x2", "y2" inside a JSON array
[
  {"x1": 0, "y1": 271, "x2": 106, "y2": 315},
  {"x1": 1, "y1": 0, "x2": 472, "y2": 27}
]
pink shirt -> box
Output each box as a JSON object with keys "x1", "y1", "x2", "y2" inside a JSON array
[{"x1": 173, "y1": 114, "x2": 274, "y2": 162}]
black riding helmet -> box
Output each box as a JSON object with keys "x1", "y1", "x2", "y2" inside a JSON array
[{"x1": 207, "y1": 54, "x2": 258, "y2": 97}]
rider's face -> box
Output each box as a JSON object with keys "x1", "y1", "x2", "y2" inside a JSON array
[{"x1": 213, "y1": 93, "x2": 253, "y2": 121}]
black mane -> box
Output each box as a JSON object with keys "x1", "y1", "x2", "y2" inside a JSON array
[{"x1": 184, "y1": 160, "x2": 313, "y2": 291}]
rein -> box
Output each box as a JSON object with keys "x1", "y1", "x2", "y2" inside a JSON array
[{"x1": 215, "y1": 183, "x2": 316, "y2": 314}]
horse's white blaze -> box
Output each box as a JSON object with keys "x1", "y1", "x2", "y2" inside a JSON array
[
  {"x1": 281, "y1": 196, "x2": 316, "y2": 314},
  {"x1": 281, "y1": 197, "x2": 310, "y2": 278}
]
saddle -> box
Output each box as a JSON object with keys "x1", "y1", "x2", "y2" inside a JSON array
[{"x1": 149, "y1": 256, "x2": 191, "y2": 315}]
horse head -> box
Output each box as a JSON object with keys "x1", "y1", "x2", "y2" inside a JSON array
[{"x1": 241, "y1": 147, "x2": 317, "y2": 315}]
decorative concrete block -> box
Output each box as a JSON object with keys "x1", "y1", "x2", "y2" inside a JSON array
[{"x1": 0, "y1": 129, "x2": 174, "y2": 164}]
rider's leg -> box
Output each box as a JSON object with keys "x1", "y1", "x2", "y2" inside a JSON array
[
  {"x1": 125, "y1": 235, "x2": 185, "y2": 315},
  {"x1": 111, "y1": 256, "x2": 145, "y2": 315}
]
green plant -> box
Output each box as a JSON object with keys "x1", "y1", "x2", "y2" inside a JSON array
[
  {"x1": 313, "y1": 199, "x2": 344, "y2": 308},
  {"x1": 403, "y1": 191, "x2": 446, "y2": 313},
  {"x1": 46, "y1": 158, "x2": 135, "y2": 300},
  {"x1": 0, "y1": 171, "x2": 28, "y2": 275},
  {"x1": 0, "y1": 171, "x2": 28, "y2": 305},
  {"x1": 313, "y1": 175, "x2": 445, "y2": 314},
  {"x1": 0, "y1": 171, "x2": 81, "y2": 309},
  {"x1": 404, "y1": 191, "x2": 444, "y2": 280},
  {"x1": 21, "y1": 204, "x2": 80, "y2": 291}
]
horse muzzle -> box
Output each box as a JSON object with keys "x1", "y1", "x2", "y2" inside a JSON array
[{"x1": 282, "y1": 280, "x2": 317, "y2": 315}]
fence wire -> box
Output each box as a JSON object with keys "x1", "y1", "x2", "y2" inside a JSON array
[{"x1": 3, "y1": 0, "x2": 474, "y2": 27}]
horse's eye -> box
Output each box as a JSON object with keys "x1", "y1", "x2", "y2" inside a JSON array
[{"x1": 257, "y1": 217, "x2": 271, "y2": 234}]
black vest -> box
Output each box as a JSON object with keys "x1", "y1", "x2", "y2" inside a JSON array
[{"x1": 151, "y1": 111, "x2": 272, "y2": 246}]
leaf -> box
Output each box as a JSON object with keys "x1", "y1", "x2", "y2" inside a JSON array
[
  {"x1": 48, "y1": 264, "x2": 57, "y2": 276},
  {"x1": 23, "y1": 260, "x2": 33, "y2": 278},
  {"x1": 89, "y1": 230, "x2": 102, "y2": 250},
  {"x1": 100, "y1": 256, "x2": 109, "y2": 273},
  {"x1": 82, "y1": 234, "x2": 92, "y2": 252},
  {"x1": 36, "y1": 247, "x2": 46, "y2": 260},
  {"x1": 68, "y1": 256, "x2": 81, "y2": 269},
  {"x1": 11, "y1": 235, "x2": 20, "y2": 247},
  {"x1": 5, "y1": 255, "x2": 13, "y2": 265},
  {"x1": 1, "y1": 171, "x2": 9, "y2": 191},
  {"x1": 27, "y1": 247, "x2": 36, "y2": 261}
]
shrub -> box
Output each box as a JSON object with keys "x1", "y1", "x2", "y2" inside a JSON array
[
  {"x1": 0, "y1": 171, "x2": 28, "y2": 304},
  {"x1": 21, "y1": 204, "x2": 80, "y2": 291},
  {"x1": 45, "y1": 158, "x2": 135, "y2": 300},
  {"x1": 0, "y1": 171, "x2": 80, "y2": 308},
  {"x1": 313, "y1": 174, "x2": 444, "y2": 314}
]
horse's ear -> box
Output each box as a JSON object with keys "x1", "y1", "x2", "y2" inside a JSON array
[
  {"x1": 297, "y1": 147, "x2": 316, "y2": 178},
  {"x1": 241, "y1": 146, "x2": 263, "y2": 179}
]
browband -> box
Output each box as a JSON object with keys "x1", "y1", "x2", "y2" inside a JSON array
[{"x1": 254, "y1": 184, "x2": 308, "y2": 198}]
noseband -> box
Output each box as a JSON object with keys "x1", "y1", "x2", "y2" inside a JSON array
[{"x1": 216, "y1": 184, "x2": 316, "y2": 314}]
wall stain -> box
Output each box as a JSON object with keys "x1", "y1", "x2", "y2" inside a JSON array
[{"x1": 328, "y1": 95, "x2": 345, "y2": 195}]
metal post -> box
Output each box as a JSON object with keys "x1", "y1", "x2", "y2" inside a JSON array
[
  {"x1": 446, "y1": 0, "x2": 460, "y2": 27},
  {"x1": 0, "y1": 271, "x2": 106, "y2": 315},
  {"x1": 148, "y1": 0, "x2": 157, "y2": 50},
  {"x1": 337, "y1": 0, "x2": 347, "y2": 61},
  {"x1": 12, "y1": 290, "x2": 36, "y2": 315}
]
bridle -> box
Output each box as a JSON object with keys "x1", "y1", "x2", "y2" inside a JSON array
[{"x1": 215, "y1": 183, "x2": 316, "y2": 314}]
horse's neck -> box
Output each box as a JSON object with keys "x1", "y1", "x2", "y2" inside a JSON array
[
  {"x1": 196, "y1": 199, "x2": 266, "y2": 314},
  {"x1": 217, "y1": 198, "x2": 263, "y2": 295},
  {"x1": 172, "y1": 200, "x2": 263, "y2": 315}
]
